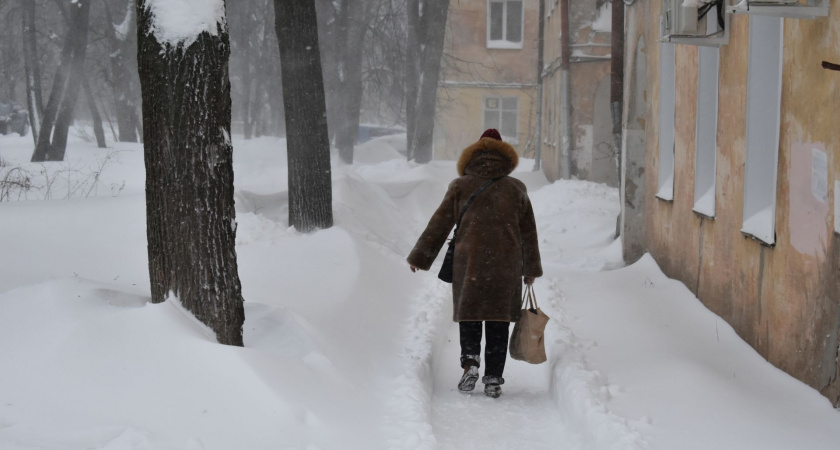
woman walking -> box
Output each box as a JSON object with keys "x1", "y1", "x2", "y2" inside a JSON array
[{"x1": 407, "y1": 129, "x2": 542, "y2": 398}]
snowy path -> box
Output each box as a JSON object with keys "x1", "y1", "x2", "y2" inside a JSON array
[{"x1": 430, "y1": 322, "x2": 579, "y2": 450}]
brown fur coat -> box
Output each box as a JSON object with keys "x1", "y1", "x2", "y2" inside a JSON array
[{"x1": 407, "y1": 137, "x2": 543, "y2": 322}]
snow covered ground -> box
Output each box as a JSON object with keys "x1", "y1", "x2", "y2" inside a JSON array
[{"x1": 0, "y1": 132, "x2": 839, "y2": 450}]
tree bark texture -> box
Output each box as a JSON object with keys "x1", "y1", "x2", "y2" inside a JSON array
[
  {"x1": 136, "y1": 0, "x2": 245, "y2": 346},
  {"x1": 410, "y1": 0, "x2": 450, "y2": 164},
  {"x1": 274, "y1": 0, "x2": 334, "y2": 232},
  {"x1": 31, "y1": 0, "x2": 91, "y2": 162},
  {"x1": 21, "y1": 0, "x2": 44, "y2": 145},
  {"x1": 333, "y1": 0, "x2": 368, "y2": 164}
]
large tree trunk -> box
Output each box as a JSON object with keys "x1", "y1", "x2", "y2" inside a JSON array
[
  {"x1": 20, "y1": 0, "x2": 44, "y2": 145},
  {"x1": 31, "y1": 0, "x2": 91, "y2": 162},
  {"x1": 315, "y1": 0, "x2": 339, "y2": 144},
  {"x1": 333, "y1": 0, "x2": 368, "y2": 164},
  {"x1": 274, "y1": 0, "x2": 334, "y2": 232},
  {"x1": 136, "y1": 0, "x2": 245, "y2": 346}
]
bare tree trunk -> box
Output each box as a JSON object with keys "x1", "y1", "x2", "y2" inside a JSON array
[
  {"x1": 21, "y1": 0, "x2": 44, "y2": 145},
  {"x1": 410, "y1": 0, "x2": 449, "y2": 164},
  {"x1": 31, "y1": 0, "x2": 91, "y2": 162},
  {"x1": 104, "y1": 0, "x2": 141, "y2": 143},
  {"x1": 404, "y1": 0, "x2": 421, "y2": 161},
  {"x1": 83, "y1": 78, "x2": 107, "y2": 148},
  {"x1": 274, "y1": 0, "x2": 334, "y2": 232},
  {"x1": 334, "y1": 0, "x2": 368, "y2": 164},
  {"x1": 136, "y1": 0, "x2": 245, "y2": 346}
]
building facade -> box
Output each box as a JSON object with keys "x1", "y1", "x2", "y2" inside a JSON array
[
  {"x1": 540, "y1": 0, "x2": 616, "y2": 185},
  {"x1": 621, "y1": 0, "x2": 840, "y2": 405},
  {"x1": 434, "y1": 0, "x2": 540, "y2": 160}
]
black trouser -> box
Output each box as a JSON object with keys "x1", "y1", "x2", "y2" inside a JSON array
[{"x1": 459, "y1": 321, "x2": 511, "y2": 378}]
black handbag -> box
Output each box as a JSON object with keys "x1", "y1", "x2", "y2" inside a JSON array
[{"x1": 438, "y1": 177, "x2": 501, "y2": 283}]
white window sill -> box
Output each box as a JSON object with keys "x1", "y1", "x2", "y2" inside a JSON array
[
  {"x1": 502, "y1": 135, "x2": 519, "y2": 145},
  {"x1": 741, "y1": 207, "x2": 775, "y2": 246},
  {"x1": 487, "y1": 40, "x2": 523, "y2": 50},
  {"x1": 692, "y1": 188, "x2": 715, "y2": 218},
  {"x1": 655, "y1": 180, "x2": 674, "y2": 201}
]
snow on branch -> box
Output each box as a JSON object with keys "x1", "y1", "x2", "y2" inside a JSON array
[{"x1": 143, "y1": 0, "x2": 225, "y2": 46}]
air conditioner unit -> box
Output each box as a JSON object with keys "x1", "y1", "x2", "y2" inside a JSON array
[
  {"x1": 727, "y1": 0, "x2": 829, "y2": 18},
  {"x1": 661, "y1": 0, "x2": 730, "y2": 47}
]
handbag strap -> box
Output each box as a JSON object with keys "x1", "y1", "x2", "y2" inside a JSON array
[
  {"x1": 522, "y1": 284, "x2": 538, "y2": 310},
  {"x1": 452, "y1": 177, "x2": 502, "y2": 239}
]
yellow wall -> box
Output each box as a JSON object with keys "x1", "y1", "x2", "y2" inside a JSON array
[
  {"x1": 629, "y1": 0, "x2": 840, "y2": 405},
  {"x1": 434, "y1": 86, "x2": 537, "y2": 160}
]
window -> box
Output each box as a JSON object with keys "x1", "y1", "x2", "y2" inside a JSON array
[
  {"x1": 693, "y1": 46, "x2": 719, "y2": 218},
  {"x1": 657, "y1": 43, "x2": 676, "y2": 201},
  {"x1": 484, "y1": 96, "x2": 519, "y2": 143},
  {"x1": 487, "y1": 0, "x2": 523, "y2": 48},
  {"x1": 742, "y1": 15, "x2": 783, "y2": 245}
]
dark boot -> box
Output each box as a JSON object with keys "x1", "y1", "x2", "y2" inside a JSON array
[
  {"x1": 457, "y1": 357, "x2": 480, "y2": 393},
  {"x1": 482, "y1": 375, "x2": 504, "y2": 398}
]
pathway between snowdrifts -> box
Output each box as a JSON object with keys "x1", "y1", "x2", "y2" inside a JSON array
[
  {"x1": 430, "y1": 321, "x2": 580, "y2": 450},
  {"x1": 386, "y1": 277, "x2": 585, "y2": 450}
]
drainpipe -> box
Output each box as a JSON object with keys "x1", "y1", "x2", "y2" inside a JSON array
[
  {"x1": 560, "y1": 0, "x2": 572, "y2": 179},
  {"x1": 611, "y1": 0, "x2": 625, "y2": 238},
  {"x1": 533, "y1": 0, "x2": 545, "y2": 171}
]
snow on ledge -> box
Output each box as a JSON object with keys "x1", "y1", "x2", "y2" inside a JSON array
[{"x1": 144, "y1": 0, "x2": 225, "y2": 47}]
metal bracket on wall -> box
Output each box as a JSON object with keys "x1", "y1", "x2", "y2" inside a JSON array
[
  {"x1": 660, "y1": 0, "x2": 731, "y2": 47},
  {"x1": 727, "y1": 0, "x2": 830, "y2": 19}
]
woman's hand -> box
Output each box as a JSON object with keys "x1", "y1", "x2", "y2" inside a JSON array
[{"x1": 523, "y1": 276, "x2": 535, "y2": 285}]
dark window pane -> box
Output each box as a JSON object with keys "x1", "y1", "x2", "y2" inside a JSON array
[
  {"x1": 506, "y1": 1, "x2": 522, "y2": 42},
  {"x1": 485, "y1": 110, "x2": 500, "y2": 130},
  {"x1": 501, "y1": 111, "x2": 517, "y2": 137},
  {"x1": 490, "y1": 2, "x2": 503, "y2": 40},
  {"x1": 501, "y1": 97, "x2": 518, "y2": 110}
]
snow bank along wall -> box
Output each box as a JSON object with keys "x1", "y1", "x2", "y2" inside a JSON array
[{"x1": 625, "y1": 0, "x2": 840, "y2": 405}]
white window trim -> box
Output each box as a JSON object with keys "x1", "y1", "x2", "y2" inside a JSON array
[
  {"x1": 693, "y1": 46, "x2": 720, "y2": 218},
  {"x1": 656, "y1": 43, "x2": 676, "y2": 201},
  {"x1": 487, "y1": 0, "x2": 524, "y2": 49},
  {"x1": 482, "y1": 96, "x2": 520, "y2": 144},
  {"x1": 741, "y1": 15, "x2": 783, "y2": 246}
]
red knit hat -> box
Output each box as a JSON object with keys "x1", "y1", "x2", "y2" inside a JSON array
[{"x1": 480, "y1": 128, "x2": 502, "y2": 141}]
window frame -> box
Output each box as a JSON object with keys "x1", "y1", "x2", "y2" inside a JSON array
[
  {"x1": 741, "y1": 15, "x2": 783, "y2": 246},
  {"x1": 486, "y1": 0, "x2": 524, "y2": 49},
  {"x1": 693, "y1": 46, "x2": 720, "y2": 218},
  {"x1": 482, "y1": 95, "x2": 520, "y2": 144}
]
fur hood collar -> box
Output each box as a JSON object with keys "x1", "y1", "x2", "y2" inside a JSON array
[{"x1": 456, "y1": 137, "x2": 519, "y2": 177}]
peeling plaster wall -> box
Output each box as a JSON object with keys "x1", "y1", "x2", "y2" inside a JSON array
[
  {"x1": 540, "y1": 0, "x2": 614, "y2": 182},
  {"x1": 627, "y1": 0, "x2": 840, "y2": 405}
]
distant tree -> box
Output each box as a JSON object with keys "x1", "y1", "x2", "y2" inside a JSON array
[
  {"x1": 332, "y1": 0, "x2": 370, "y2": 164},
  {"x1": 102, "y1": 0, "x2": 141, "y2": 143},
  {"x1": 20, "y1": 0, "x2": 44, "y2": 144},
  {"x1": 136, "y1": 0, "x2": 245, "y2": 346},
  {"x1": 274, "y1": 0, "x2": 334, "y2": 232},
  {"x1": 31, "y1": 0, "x2": 91, "y2": 162},
  {"x1": 406, "y1": 0, "x2": 450, "y2": 163}
]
